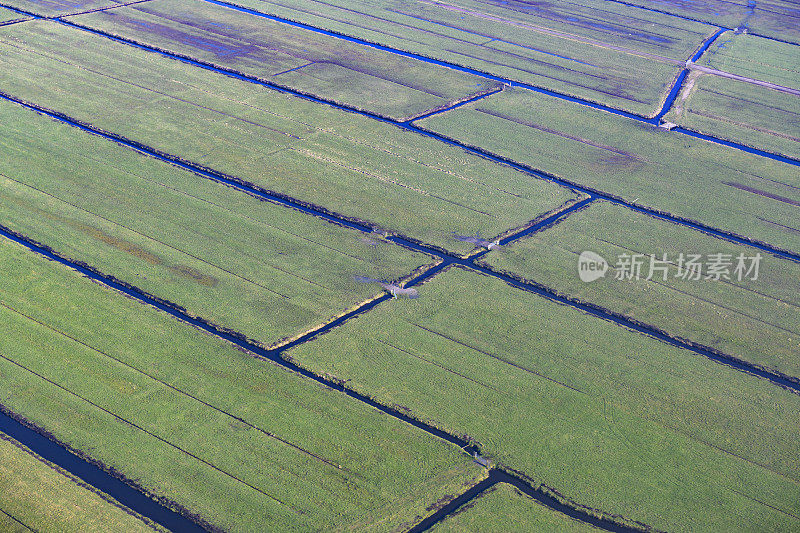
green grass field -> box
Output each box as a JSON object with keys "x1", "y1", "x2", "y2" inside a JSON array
[
  {"x1": 419, "y1": 86, "x2": 800, "y2": 254},
  {"x1": 0, "y1": 7, "x2": 25, "y2": 23},
  {"x1": 69, "y1": 0, "x2": 501, "y2": 120},
  {"x1": 0, "y1": 432, "x2": 164, "y2": 533},
  {"x1": 664, "y1": 72, "x2": 800, "y2": 159},
  {"x1": 612, "y1": 0, "x2": 800, "y2": 45},
  {"x1": 287, "y1": 266, "x2": 800, "y2": 532},
  {"x1": 1, "y1": 1, "x2": 798, "y2": 530},
  {"x1": 0, "y1": 0, "x2": 122, "y2": 17},
  {"x1": 483, "y1": 200, "x2": 800, "y2": 379},
  {"x1": 430, "y1": 484, "x2": 598, "y2": 533},
  {"x1": 663, "y1": 31, "x2": 800, "y2": 158},
  {"x1": 699, "y1": 32, "x2": 800, "y2": 87},
  {"x1": 0, "y1": 96, "x2": 432, "y2": 349},
  {"x1": 0, "y1": 237, "x2": 484, "y2": 532},
  {"x1": 0, "y1": 20, "x2": 578, "y2": 254},
  {"x1": 219, "y1": 0, "x2": 717, "y2": 115}
]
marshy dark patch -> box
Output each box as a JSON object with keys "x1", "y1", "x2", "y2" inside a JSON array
[
  {"x1": 104, "y1": 10, "x2": 260, "y2": 60},
  {"x1": 84, "y1": 227, "x2": 162, "y2": 265},
  {"x1": 2, "y1": 187, "x2": 220, "y2": 286},
  {"x1": 0, "y1": 188, "x2": 164, "y2": 264},
  {"x1": 169, "y1": 264, "x2": 219, "y2": 287}
]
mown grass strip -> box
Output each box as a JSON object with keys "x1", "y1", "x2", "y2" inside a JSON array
[
  {"x1": 0, "y1": 19, "x2": 576, "y2": 254},
  {"x1": 601, "y1": 0, "x2": 800, "y2": 45},
  {"x1": 0, "y1": 92, "x2": 434, "y2": 349},
  {"x1": 0, "y1": 5, "x2": 26, "y2": 23},
  {"x1": 0, "y1": 224, "x2": 651, "y2": 533},
  {"x1": 189, "y1": 0, "x2": 800, "y2": 167},
  {"x1": 0, "y1": 0, "x2": 127, "y2": 17},
  {"x1": 418, "y1": 87, "x2": 800, "y2": 256},
  {"x1": 6, "y1": 14, "x2": 796, "y2": 265},
  {"x1": 664, "y1": 31, "x2": 800, "y2": 159},
  {"x1": 203, "y1": 0, "x2": 717, "y2": 115},
  {"x1": 665, "y1": 73, "x2": 800, "y2": 160},
  {"x1": 0, "y1": 236, "x2": 482, "y2": 532},
  {"x1": 286, "y1": 266, "x2": 800, "y2": 532},
  {"x1": 68, "y1": 0, "x2": 501, "y2": 120},
  {"x1": 484, "y1": 200, "x2": 800, "y2": 381},
  {"x1": 0, "y1": 431, "x2": 167, "y2": 533}
]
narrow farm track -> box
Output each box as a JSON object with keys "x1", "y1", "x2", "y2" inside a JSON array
[{"x1": 687, "y1": 62, "x2": 800, "y2": 96}]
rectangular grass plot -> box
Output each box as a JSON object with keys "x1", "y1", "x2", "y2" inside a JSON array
[
  {"x1": 0, "y1": 6, "x2": 26, "y2": 23},
  {"x1": 430, "y1": 483, "x2": 597, "y2": 533},
  {"x1": 418, "y1": 86, "x2": 800, "y2": 253},
  {"x1": 0, "y1": 238, "x2": 482, "y2": 531},
  {"x1": 0, "y1": 20, "x2": 579, "y2": 254},
  {"x1": 71, "y1": 0, "x2": 503, "y2": 120},
  {"x1": 607, "y1": 0, "x2": 800, "y2": 45},
  {"x1": 287, "y1": 266, "x2": 800, "y2": 532},
  {"x1": 0, "y1": 96, "x2": 430, "y2": 349},
  {"x1": 0, "y1": 0, "x2": 123, "y2": 17},
  {"x1": 223, "y1": 0, "x2": 719, "y2": 115},
  {"x1": 483, "y1": 200, "x2": 800, "y2": 379},
  {"x1": 0, "y1": 433, "x2": 162, "y2": 532},
  {"x1": 664, "y1": 32, "x2": 800, "y2": 159}
]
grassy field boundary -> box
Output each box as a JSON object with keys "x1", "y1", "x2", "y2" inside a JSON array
[
  {"x1": 473, "y1": 259, "x2": 800, "y2": 389},
  {"x1": 600, "y1": 0, "x2": 800, "y2": 46},
  {"x1": 0, "y1": 403, "x2": 213, "y2": 531},
  {"x1": 0, "y1": 431, "x2": 166, "y2": 532},
  {"x1": 4, "y1": 161, "x2": 793, "y2": 396},
  {"x1": 407, "y1": 122, "x2": 800, "y2": 261},
  {"x1": 53, "y1": 16, "x2": 493, "y2": 123},
  {"x1": 0, "y1": 88, "x2": 795, "y2": 391}
]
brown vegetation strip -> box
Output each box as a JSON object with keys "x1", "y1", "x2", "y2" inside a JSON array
[
  {"x1": 474, "y1": 107, "x2": 647, "y2": 161},
  {"x1": 688, "y1": 108, "x2": 800, "y2": 143},
  {"x1": 417, "y1": 0, "x2": 685, "y2": 64},
  {"x1": 724, "y1": 182, "x2": 800, "y2": 207}
]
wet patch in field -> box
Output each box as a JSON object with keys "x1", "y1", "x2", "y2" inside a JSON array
[{"x1": 0, "y1": 185, "x2": 220, "y2": 287}]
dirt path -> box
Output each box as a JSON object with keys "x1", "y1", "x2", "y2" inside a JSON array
[{"x1": 687, "y1": 62, "x2": 800, "y2": 96}]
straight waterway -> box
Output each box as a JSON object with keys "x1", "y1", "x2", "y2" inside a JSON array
[
  {"x1": 194, "y1": 0, "x2": 799, "y2": 166},
  {"x1": 0, "y1": 220, "x2": 649, "y2": 533},
  {"x1": 1, "y1": 85, "x2": 797, "y2": 391},
  {"x1": 0, "y1": 408, "x2": 207, "y2": 532},
  {"x1": 12, "y1": 17, "x2": 800, "y2": 264}
]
